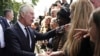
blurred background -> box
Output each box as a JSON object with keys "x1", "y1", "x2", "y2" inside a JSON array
[{"x1": 0, "y1": 0, "x2": 77, "y2": 23}]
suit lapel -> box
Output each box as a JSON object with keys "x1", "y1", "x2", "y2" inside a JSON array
[
  {"x1": 14, "y1": 23, "x2": 31, "y2": 51},
  {"x1": 0, "y1": 19, "x2": 6, "y2": 31},
  {"x1": 15, "y1": 23, "x2": 26, "y2": 39},
  {"x1": 4, "y1": 19, "x2": 10, "y2": 27}
]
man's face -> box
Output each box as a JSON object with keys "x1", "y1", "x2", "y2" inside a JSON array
[
  {"x1": 50, "y1": 22, "x2": 58, "y2": 29},
  {"x1": 91, "y1": 0, "x2": 100, "y2": 8},
  {"x1": 7, "y1": 11, "x2": 14, "y2": 21},
  {"x1": 51, "y1": 10, "x2": 57, "y2": 18},
  {"x1": 23, "y1": 7, "x2": 35, "y2": 26},
  {"x1": 56, "y1": 16, "x2": 66, "y2": 26}
]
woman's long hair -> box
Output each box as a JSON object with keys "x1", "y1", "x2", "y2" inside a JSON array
[
  {"x1": 62, "y1": 0, "x2": 94, "y2": 56},
  {"x1": 39, "y1": 16, "x2": 52, "y2": 33},
  {"x1": 91, "y1": 8, "x2": 100, "y2": 56}
]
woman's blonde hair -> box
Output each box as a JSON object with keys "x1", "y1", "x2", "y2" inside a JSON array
[
  {"x1": 39, "y1": 16, "x2": 52, "y2": 33},
  {"x1": 62, "y1": 0, "x2": 94, "y2": 56}
]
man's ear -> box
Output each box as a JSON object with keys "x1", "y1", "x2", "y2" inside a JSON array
[{"x1": 20, "y1": 12, "x2": 25, "y2": 18}]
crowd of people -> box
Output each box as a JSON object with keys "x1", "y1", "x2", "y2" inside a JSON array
[{"x1": 0, "y1": 0, "x2": 100, "y2": 56}]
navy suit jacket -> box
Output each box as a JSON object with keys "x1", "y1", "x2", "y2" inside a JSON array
[
  {"x1": 0, "y1": 17, "x2": 9, "y2": 31},
  {"x1": 0, "y1": 17, "x2": 9, "y2": 56},
  {"x1": 4, "y1": 22, "x2": 56, "y2": 56},
  {"x1": 2, "y1": 17, "x2": 11, "y2": 27}
]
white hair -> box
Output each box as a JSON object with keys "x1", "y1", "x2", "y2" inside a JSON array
[{"x1": 17, "y1": 4, "x2": 34, "y2": 19}]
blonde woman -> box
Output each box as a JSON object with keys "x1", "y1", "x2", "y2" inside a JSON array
[
  {"x1": 50, "y1": 18, "x2": 59, "y2": 30},
  {"x1": 63, "y1": 0, "x2": 94, "y2": 56},
  {"x1": 36, "y1": 16, "x2": 52, "y2": 52},
  {"x1": 86, "y1": 7, "x2": 100, "y2": 56},
  {"x1": 50, "y1": 0, "x2": 94, "y2": 56},
  {"x1": 40, "y1": 16, "x2": 52, "y2": 33},
  {"x1": 63, "y1": 7, "x2": 100, "y2": 56}
]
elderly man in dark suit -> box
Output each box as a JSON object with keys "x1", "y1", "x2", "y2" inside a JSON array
[{"x1": 4, "y1": 4, "x2": 56, "y2": 56}]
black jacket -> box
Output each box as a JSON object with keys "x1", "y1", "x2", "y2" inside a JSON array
[
  {"x1": 4, "y1": 22, "x2": 56, "y2": 56},
  {"x1": 77, "y1": 38, "x2": 94, "y2": 56}
]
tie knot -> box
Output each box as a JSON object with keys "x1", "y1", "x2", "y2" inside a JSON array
[
  {"x1": 25, "y1": 27, "x2": 28, "y2": 31},
  {"x1": 9, "y1": 21, "x2": 13, "y2": 26},
  {"x1": 9, "y1": 21, "x2": 11, "y2": 23}
]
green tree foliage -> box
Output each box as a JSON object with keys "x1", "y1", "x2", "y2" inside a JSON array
[
  {"x1": 32, "y1": 0, "x2": 39, "y2": 5},
  {"x1": 0, "y1": 0, "x2": 13, "y2": 16},
  {"x1": 12, "y1": 0, "x2": 22, "y2": 23},
  {"x1": 0, "y1": 0, "x2": 39, "y2": 23}
]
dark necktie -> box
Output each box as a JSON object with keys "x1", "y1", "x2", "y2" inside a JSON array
[
  {"x1": 9, "y1": 22, "x2": 12, "y2": 26},
  {"x1": 25, "y1": 27, "x2": 30, "y2": 47}
]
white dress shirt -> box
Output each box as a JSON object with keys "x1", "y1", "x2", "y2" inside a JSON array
[
  {"x1": 0, "y1": 24, "x2": 5, "y2": 48},
  {"x1": 17, "y1": 21, "x2": 32, "y2": 48},
  {"x1": 7, "y1": 19, "x2": 11, "y2": 26}
]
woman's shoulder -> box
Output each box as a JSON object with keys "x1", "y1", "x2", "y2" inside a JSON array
[{"x1": 78, "y1": 37, "x2": 94, "y2": 56}]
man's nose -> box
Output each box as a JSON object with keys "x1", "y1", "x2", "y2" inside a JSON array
[{"x1": 32, "y1": 16, "x2": 35, "y2": 19}]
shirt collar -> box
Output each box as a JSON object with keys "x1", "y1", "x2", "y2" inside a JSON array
[
  {"x1": 17, "y1": 20, "x2": 26, "y2": 36},
  {"x1": 7, "y1": 19, "x2": 11, "y2": 25},
  {"x1": 7, "y1": 19, "x2": 10, "y2": 23}
]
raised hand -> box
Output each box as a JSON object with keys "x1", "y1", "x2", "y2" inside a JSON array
[
  {"x1": 38, "y1": 52, "x2": 50, "y2": 56},
  {"x1": 49, "y1": 51, "x2": 64, "y2": 56},
  {"x1": 73, "y1": 29, "x2": 89, "y2": 40}
]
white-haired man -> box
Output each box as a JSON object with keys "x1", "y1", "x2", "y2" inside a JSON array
[{"x1": 4, "y1": 4, "x2": 56, "y2": 56}]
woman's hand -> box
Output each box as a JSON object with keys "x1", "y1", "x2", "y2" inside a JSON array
[
  {"x1": 38, "y1": 52, "x2": 50, "y2": 56},
  {"x1": 73, "y1": 29, "x2": 89, "y2": 40},
  {"x1": 49, "y1": 51, "x2": 64, "y2": 56},
  {"x1": 64, "y1": 24, "x2": 71, "y2": 31}
]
